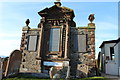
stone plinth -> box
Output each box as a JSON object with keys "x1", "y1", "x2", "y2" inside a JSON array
[
  {"x1": 88, "y1": 23, "x2": 95, "y2": 28},
  {"x1": 22, "y1": 26, "x2": 30, "y2": 31}
]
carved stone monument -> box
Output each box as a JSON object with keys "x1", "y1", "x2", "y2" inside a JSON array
[{"x1": 19, "y1": 1, "x2": 96, "y2": 78}]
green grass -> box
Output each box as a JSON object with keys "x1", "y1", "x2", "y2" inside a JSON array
[
  {"x1": 80, "y1": 77, "x2": 108, "y2": 80},
  {"x1": 3, "y1": 78, "x2": 48, "y2": 80},
  {"x1": 2, "y1": 74, "x2": 108, "y2": 80},
  {"x1": 2, "y1": 73, "x2": 49, "y2": 80},
  {"x1": 3, "y1": 77, "x2": 108, "y2": 80}
]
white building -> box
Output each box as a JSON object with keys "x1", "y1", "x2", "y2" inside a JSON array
[{"x1": 99, "y1": 38, "x2": 120, "y2": 75}]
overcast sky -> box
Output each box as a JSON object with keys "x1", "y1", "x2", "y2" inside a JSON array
[{"x1": 0, "y1": 1, "x2": 119, "y2": 58}]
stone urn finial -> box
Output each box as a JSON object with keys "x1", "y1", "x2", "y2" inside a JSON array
[
  {"x1": 25, "y1": 19, "x2": 30, "y2": 26},
  {"x1": 54, "y1": 0, "x2": 61, "y2": 6},
  {"x1": 22, "y1": 19, "x2": 30, "y2": 31},
  {"x1": 88, "y1": 14, "x2": 95, "y2": 23}
]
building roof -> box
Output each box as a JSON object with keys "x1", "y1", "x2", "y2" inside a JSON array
[{"x1": 99, "y1": 37, "x2": 120, "y2": 48}]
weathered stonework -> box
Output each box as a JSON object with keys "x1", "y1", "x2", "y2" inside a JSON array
[
  {"x1": 19, "y1": 2, "x2": 96, "y2": 78},
  {"x1": 70, "y1": 25, "x2": 96, "y2": 77},
  {"x1": 76, "y1": 64, "x2": 88, "y2": 78},
  {"x1": 20, "y1": 29, "x2": 41, "y2": 73},
  {"x1": 5, "y1": 50, "x2": 22, "y2": 77},
  {"x1": 2, "y1": 57, "x2": 9, "y2": 77},
  {"x1": 0, "y1": 58, "x2": 2, "y2": 80}
]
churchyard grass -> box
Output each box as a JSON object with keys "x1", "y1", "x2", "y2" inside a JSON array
[
  {"x1": 2, "y1": 77, "x2": 108, "y2": 80},
  {"x1": 2, "y1": 78, "x2": 49, "y2": 80}
]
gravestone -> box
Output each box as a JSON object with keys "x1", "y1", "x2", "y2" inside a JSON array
[
  {"x1": 0, "y1": 57, "x2": 2, "y2": 80},
  {"x1": 49, "y1": 67, "x2": 57, "y2": 78},
  {"x1": 66, "y1": 66, "x2": 70, "y2": 79},
  {"x1": 5, "y1": 50, "x2": 22, "y2": 77},
  {"x1": 2, "y1": 57, "x2": 9, "y2": 77},
  {"x1": 76, "y1": 64, "x2": 88, "y2": 78},
  {"x1": 52, "y1": 74, "x2": 60, "y2": 80}
]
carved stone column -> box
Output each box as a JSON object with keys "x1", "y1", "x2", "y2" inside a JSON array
[
  {"x1": 64, "y1": 21, "x2": 69, "y2": 59},
  {"x1": 37, "y1": 21, "x2": 44, "y2": 58}
]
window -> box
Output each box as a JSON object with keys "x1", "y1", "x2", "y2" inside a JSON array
[
  {"x1": 110, "y1": 47, "x2": 115, "y2": 60},
  {"x1": 73, "y1": 34, "x2": 87, "y2": 52},
  {"x1": 27, "y1": 35, "x2": 38, "y2": 51},
  {"x1": 49, "y1": 28, "x2": 60, "y2": 51}
]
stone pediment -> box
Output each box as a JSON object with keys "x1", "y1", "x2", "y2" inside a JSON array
[{"x1": 38, "y1": 4, "x2": 75, "y2": 19}]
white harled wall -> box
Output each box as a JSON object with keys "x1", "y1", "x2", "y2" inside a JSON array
[
  {"x1": 103, "y1": 43, "x2": 118, "y2": 75},
  {"x1": 114, "y1": 41, "x2": 120, "y2": 76}
]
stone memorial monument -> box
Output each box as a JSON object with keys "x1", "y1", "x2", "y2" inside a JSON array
[{"x1": 19, "y1": 1, "x2": 96, "y2": 78}]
